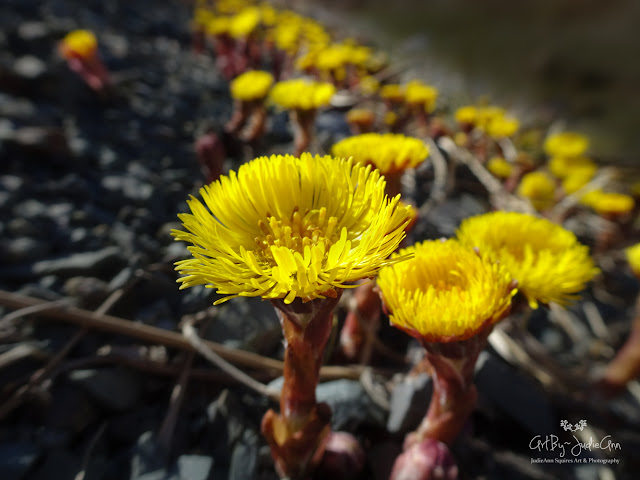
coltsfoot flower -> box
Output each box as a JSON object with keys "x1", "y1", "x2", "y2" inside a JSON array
[
  {"x1": 230, "y1": 70, "x2": 274, "y2": 101},
  {"x1": 516, "y1": 171, "x2": 556, "y2": 211},
  {"x1": 377, "y1": 238, "x2": 516, "y2": 342},
  {"x1": 548, "y1": 155, "x2": 596, "y2": 179},
  {"x1": 173, "y1": 153, "x2": 412, "y2": 305},
  {"x1": 269, "y1": 78, "x2": 335, "y2": 110},
  {"x1": 457, "y1": 211, "x2": 599, "y2": 308},
  {"x1": 331, "y1": 133, "x2": 429, "y2": 175},
  {"x1": 60, "y1": 29, "x2": 98, "y2": 59},
  {"x1": 580, "y1": 190, "x2": 635, "y2": 217},
  {"x1": 487, "y1": 156, "x2": 513, "y2": 179},
  {"x1": 544, "y1": 131, "x2": 589, "y2": 158},
  {"x1": 626, "y1": 243, "x2": 640, "y2": 278}
]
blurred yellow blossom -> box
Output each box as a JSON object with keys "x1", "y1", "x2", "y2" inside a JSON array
[
  {"x1": 332, "y1": 133, "x2": 429, "y2": 175},
  {"x1": 517, "y1": 171, "x2": 556, "y2": 211},
  {"x1": 270, "y1": 79, "x2": 335, "y2": 110},
  {"x1": 457, "y1": 211, "x2": 599, "y2": 308},
  {"x1": 230, "y1": 70, "x2": 274, "y2": 101}
]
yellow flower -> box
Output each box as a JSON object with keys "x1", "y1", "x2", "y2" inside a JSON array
[
  {"x1": 60, "y1": 30, "x2": 98, "y2": 59},
  {"x1": 331, "y1": 133, "x2": 429, "y2": 175},
  {"x1": 229, "y1": 6, "x2": 261, "y2": 38},
  {"x1": 580, "y1": 190, "x2": 635, "y2": 216},
  {"x1": 269, "y1": 79, "x2": 335, "y2": 110},
  {"x1": 207, "y1": 17, "x2": 231, "y2": 36},
  {"x1": 626, "y1": 243, "x2": 640, "y2": 278},
  {"x1": 358, "y1": 75, "x2": 380, "y2": 95},
  {"x1": 454, "y1": 106, "x2": 478, "y2": 126},
  {"x1": 544, "y1": 132, "x2": 589, "y2": 158},
  {"x1": 561, "y1": 167, "x2": 596, "y2": 194},
  {"x1": 193, "y1": 7, "x2": 214, "y2": 29},
  {"x1": 345, "y1": 108, "x2": 375, "y2": 127},
  {"x1": 548, "y1": 155, "x2": 596, "y2": 179},
  {"x1": 405, "y1": 80, "x2": 439, "y2": 113},
  {"x1": 377, "y1": 239, "x2": 516, "y2": 342},
  {"x1": 487, "y1": 115, "x2": 519, "y2": 138},
  {"x1": 230, "y1": 70, "x2": 274, "y2": 101},
  {"x1": 380, "y1": 84, "x2": 405, "y2": 103},
  {"x1": 487, "y1": 156, "x2": 513, "y2": 179},
  {"x1": 457, "y1": 211, "x2": 599, "y2": 308},
  {"x1": 173, "y1": 154, "x2": 412, "y2": 305},
  {"x1": 475, "y1": 106, "x2": 506, "y2": 131},
  {"x1": 517, "y1": 171, "x2": 556, "y2": 211}
]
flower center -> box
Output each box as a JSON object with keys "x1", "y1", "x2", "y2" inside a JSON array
[{"x1": 254, "y1": 206, "x2": 339, "y2": 262}]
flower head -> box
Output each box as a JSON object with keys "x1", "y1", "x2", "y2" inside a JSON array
[
  {"x1": 230, "y1": 70, "x2": 274, "y2": 101},
  {"x1": 173, "y1": 153, "x2": 412, "y2": 305},
  {"x1": 544, "y1": 131, "x2": 589, "y2": 158},
  {"x1": 377, "y1": 238, "x2": 516, "y2": 342},
  {"x1": 405, "y1": 81, "x2": 439, "y2": 113},
  {"x1": 379, "y1": 84, "x2": 405, "y2": 103},
  {"x1": 517, "y1": 171, "x2": 556, "y2": 211},
  {"x1": 457, "y1": 211, "x2": 599, "y2": 308},
  {"x1": 486, "y1": 115, "x2": 519, "y2": 138},
  {"x1": 270, "y1": 79, "x2": 335, "y2": 110},
  {"x1": 561, "y1": 167, "x2": 596, "y2": 194},
  {"x1": 331, "y1": 133, "x2": 429, "y2": 175},
  {"x1": 454, "y1": 106, "x2": 478, "y2": 126},
  {"x1": 548, "y1": 155, "x2": 596, "y2": 179},
  {"x1": 626, "y1": 243, "x2": 640, "y2": 278},
  {"x1": 229, "y1": 6, "x2": 261, "y2": 38},
  {"x1": 487, "y1": 156, "x2": 513, "y2": 179},
  {"x1": 60, "y1": 29, "x2": 98, "y2": 59},
  {"x1": 580, "y1": 190, "x2": 635, "y2": 217}
]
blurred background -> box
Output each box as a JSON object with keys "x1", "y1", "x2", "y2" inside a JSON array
[{"x1": 294, "y1": 0, "x2": 640, "y2": 165}]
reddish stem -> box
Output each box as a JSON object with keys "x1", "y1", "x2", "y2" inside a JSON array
[
  {"x1": 405, "y1": 328, "x2": 491, "y2": 448},
  {"x1": 262, "y1": 294, "x2": 342, "y2": 479}
]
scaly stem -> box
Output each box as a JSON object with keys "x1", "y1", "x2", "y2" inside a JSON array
[
  {"x1": 405, "y1": 327, "x2": 490, "y2": 448},
  {"x1": 262, "y1": 293, "x2": 341, "y2": 480}
]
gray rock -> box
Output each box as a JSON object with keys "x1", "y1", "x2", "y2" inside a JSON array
[
  {"x1": 45, "y1": 384, "x2": 98, "y2": 433},
  {"x1": 204, "y1": 297, "x2": 281, "y2": 354},
  {"x1": 130, "y1": 432, "x2": 170, "y2": 480},
  {"x1": 69, "y1": 368, "x2": 142, "y2": 412},
  {"x1": 0, "y1": 442, "x2": 42, "y2": 480},
  {"x1": 102, "y1": 175, "x2": 153, "y2": 203},
  {"x1": 387, "y1": 373, "x2": 433, "y2": 434},
  {"x1": 475, "y1": 352, "x2": 555, "y2": 435},
  {"x1": 31, "y1": 449, "x2": 81, "y2": 480},
  {"x1": 13, "y1": 56, "x2": 47, "y2": 80},
  {"x1": 228, "y1": 429, "x2": 258, "y2": 480},
  {"x1": 1, "y1": 237, "x2": 51, "y2": 264},
  {"x1": 420, "y1": 193, "x2": 486, "y2": 238},
  {"x1": 317, "y1": 379, "x2": 387, "y2": 431},
  {"x1": 175, "y1": 455, "x2": 213, "y2": 480},
  {"x1": 33, "y1": 246, "x2": 126, "y2": 278}
]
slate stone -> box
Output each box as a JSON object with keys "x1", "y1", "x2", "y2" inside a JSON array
[
  {"x1": 0, "y1": 441, "x2": 42, "y2": 480},
  {"x1": 69, "y1": 368, "x2": 142, "y2": 412},
  {"x1": 475, "y1": 352, "x2": 555, "y2": 435},
  {"x1": 387, "y1": 373, "x2": 433, "y2": 434}
]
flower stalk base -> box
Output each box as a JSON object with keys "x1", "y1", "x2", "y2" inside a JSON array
[
  {"x1": 262, "y1": 294, "x2": 341, "y2": 480},
  {"x1": 405, "y1": 327, "x2": 491, "y2": 448}
]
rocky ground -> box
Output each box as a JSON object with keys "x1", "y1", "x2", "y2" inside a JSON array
[{"x1": 1, "y1": 1, "x2": 640, "y2": 479}]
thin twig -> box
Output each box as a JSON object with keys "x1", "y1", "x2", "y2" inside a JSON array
[
  {"x1": 0, "y1": 344, "x2": 47, "y2": 370},
  {"x1": 419, "y1": 137, "x2": 448, "y2": 216},
  {"x1": 438, "y1": 136, "x2": 536, "y2": 214},
  {"x1": 548, "y1": 168, "x2": 616, "y2": 223},
  {"x1": 157, "y1": 351, "x2": 194, "y2": 451},
  {"x1": 182, "y1": 317, "x2": 280, "y2": 401},
  {"x1": 74, "y1": 422, "x2": 107, "y2": 480},
  {"x1": 0, "y1": 289, "x2": 368, "y2": 381}
]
